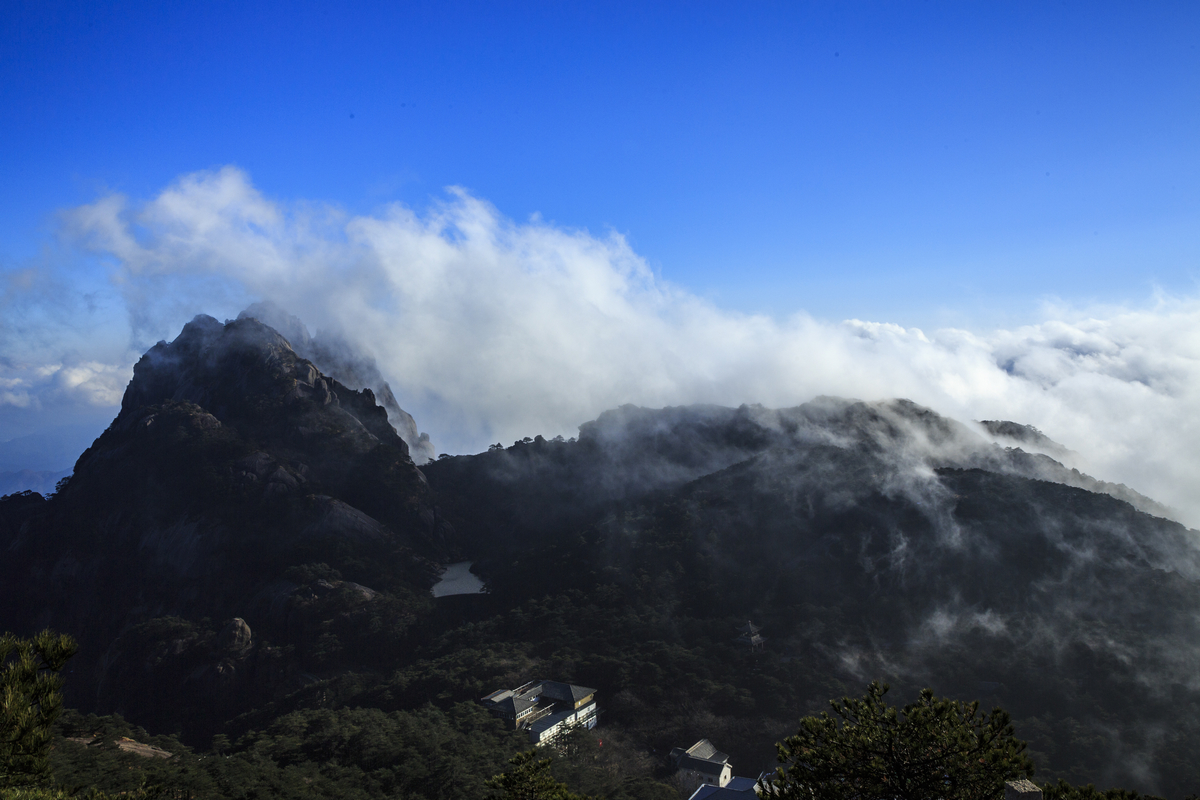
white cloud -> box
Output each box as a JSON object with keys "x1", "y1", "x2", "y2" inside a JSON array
[
  {"x1": 28, "y1": 165, "x2": 1200, "y2": 526},
  {"x1": 0, "y1": 360, "x2": 131, "y2": 411}
]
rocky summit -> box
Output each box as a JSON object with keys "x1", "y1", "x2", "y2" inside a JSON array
[
  {"x1": 0, "y1": 314, "x2": 450, "y2": 739},
  {"x1": 3, "y1": 313, "x2": 1200, "y2": 798}
]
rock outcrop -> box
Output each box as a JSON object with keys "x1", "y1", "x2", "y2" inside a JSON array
[
  {"x1": 237, "y1": 302, "x2": 437, "y2": 464},
  {"x1": 0, "y1": 314, "x2": 451, "y2": 740}
]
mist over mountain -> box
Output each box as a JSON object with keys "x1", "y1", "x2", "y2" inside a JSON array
[
  {"x1": 236, "y1": 301, "x2": 437, "y2": 464},
  {"x1": 15, "y1": 166, "x2": 1195, "y2": 527},
  {"x1": 424, "y1": 402, "x2": 1200, "y2": 792},
  {"x1": 2, "y1": 313, "x2": 1199, "y2": 798}
]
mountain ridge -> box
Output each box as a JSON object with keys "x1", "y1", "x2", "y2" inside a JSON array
[{"x1": 2, "y1": 312, "x2": 1199, "y2": 797}]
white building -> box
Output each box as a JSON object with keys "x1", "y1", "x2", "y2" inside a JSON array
[
  {"x1": 481, "y1": 679, "x2": 599, "y2": 745},
  {"x1": 528, "y1": 695, "x2": 599, "y2": 744}
]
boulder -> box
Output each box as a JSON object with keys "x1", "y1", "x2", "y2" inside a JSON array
[{"x1": 217, "y1": 617, "x2": 252, "y2": 653}]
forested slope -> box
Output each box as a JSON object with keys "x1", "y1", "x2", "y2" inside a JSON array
[{"x1": 2, "y1": 314, "x2": 1199, "y2": 798}]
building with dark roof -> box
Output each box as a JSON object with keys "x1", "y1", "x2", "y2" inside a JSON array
[
  {"x1": 670, "y1": 739, "x2": 733, "y2": 795},
  {"x1": 687, "y1": 777, "x2": 762, "y2": 800},
  {"x1": 480, "y1": 679, "x2": 598, "y2": 745}
]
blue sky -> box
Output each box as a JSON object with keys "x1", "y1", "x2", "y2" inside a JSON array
[
  {"x1": 4, "y1": 1, "x2": 1197, "y2": 325},
  {"x1": 3, "y1": 1, "x2": 1200, "y2": 521}
]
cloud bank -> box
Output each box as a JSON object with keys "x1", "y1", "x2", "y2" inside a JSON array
[{"x1": 4, "y1": 166, "x2": 1199, "y2": 524}]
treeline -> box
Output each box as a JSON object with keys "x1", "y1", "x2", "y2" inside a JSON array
[{"x1": 12, "y1": 649, "x2": 1192, "y2": 800}]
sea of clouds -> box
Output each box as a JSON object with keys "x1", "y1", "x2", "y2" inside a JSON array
[{"x1": 2, "y1": 166, "x2": 1199, "y2": 525}]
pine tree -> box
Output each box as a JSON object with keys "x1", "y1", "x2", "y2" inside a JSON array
[
  {"x1": 0, "y1": 630, "x2": 78, "y2": 788},
  {"x1": 486, "y1": 749, "x2": 589, "y2": 800},
  {"x1": 764, "y1": 680, "x2": 1035, "y2": 800}
]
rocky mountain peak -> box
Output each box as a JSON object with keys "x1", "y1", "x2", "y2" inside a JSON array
[
  {"x1": 237, "y1": 302, "x2": 436, "y2": 464},
  {"x1": 110, "y1": 313, "x2": 411, "y2": 464},
  {"x1": 0, "y1": 311, "x2": 457, "y2": 738},
  {"x1": 122, "y1": 314, "x2": 305, "y2": 417}
]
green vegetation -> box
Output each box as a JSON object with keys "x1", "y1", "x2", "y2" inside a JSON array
[
  {"x1": 765, "y1": 681, "x2": 1034, "y2": 800},
  {"x1": 1, "y1": 631, "x2": 77, "y2": 789},
  {"x1": 5, "y1": 332, "x2": 1200, "y2": 800},
  {"x1": 486, "y1": 750, "x2": 589, "y2": 800},
  {"x1": 0, "y1": 634, "x2": 1174, "y2": 800},
  {"x1": 43, "y1": 703, "x2": 680, "y2": 800},
  {"x1": 47, "y1": 704, "x2": 523, "y2": 800}
]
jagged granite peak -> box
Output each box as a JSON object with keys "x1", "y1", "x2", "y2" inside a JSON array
[
  {"x1": 238, "y1": 301, "x2": 437, "y2": 464},
  {"x1": 99, "y1": 314, "x2": 453, "y2": 553},
  {"x1": 0, "y1": 313, "x2": 454, "y2": 738},
  {"x1": 117, "y1": 314, "x2": 408, "y2": 458}
]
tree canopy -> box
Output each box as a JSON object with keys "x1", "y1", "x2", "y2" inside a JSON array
[
  {"x1": 486, "y1": 750, "x2": 590, "y2": 800},
  {"x1": 764, "y1": 680, "x2": 1035, "y2": 800},
  {"x1": 1, "y1": 630, "x2": 78, "y2": 788}
]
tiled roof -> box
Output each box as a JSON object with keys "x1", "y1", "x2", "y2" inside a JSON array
[
  {"x1": 537, "y1": 681, "x2": 596, "y2": 704},
  {"x1": 724, "y1": 777, "x2": 759, "y2": 792},
  {"x1": 495, "y1": 695, "x2": 536, "y2": 716},
  {"x1": 686, "y1": 739, "x2": 728, "y2": 762},
  {"x1": 529, "y1": 707, "x2": 575, "y2": 735}
]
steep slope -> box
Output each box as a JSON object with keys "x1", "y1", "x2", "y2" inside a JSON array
[
  {"x1": 422, "y1": 399, "x2": 1200, "y2": 793},
  {"x1": 0, "y1": 314, "x2": 451, "y2": 739},
  {"x1": 5, "y1": 325, "x2": 1200, "y2": 796},
  {"x1": 425, "y1": 397, "x2": 1171, "y2": 559},
  {"x1": 237, "y1": 301, "x2": 437, "y2": 464}
]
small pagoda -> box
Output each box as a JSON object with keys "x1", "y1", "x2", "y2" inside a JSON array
[{"x1": 735, "y1": 620, "x2": 766, "y2": 651}]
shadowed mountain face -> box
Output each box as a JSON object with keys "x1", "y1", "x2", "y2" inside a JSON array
[
  {"x1": 428, "y1": 399, "x2": 1199, "y2": 646},
  {"x1": 237, "y1": 302, "x2": 438, "y2": 464},
  {"x1": 422, "y1": 399, "x2": 1200, "y2": 793},
  {"x1": 424, "y1": 397, "x2": 1174, "y2": 551},
  {"x1": 2, "y1": 315, "x2": 1200, "y2": 796},
  {"x1": 0, "y1": 315, "x2": 450, "y2": 738}
]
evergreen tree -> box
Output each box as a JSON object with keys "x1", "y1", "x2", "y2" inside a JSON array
[
  {"x1": 1, "y1": 630, "x2": 78, "y2": 788},
  {"x1": 764, "y1": 681, "x2": 1034, "y2": 800},
  {"x1": 487, "y1": 749, "x2": 589, "y2": 800}
]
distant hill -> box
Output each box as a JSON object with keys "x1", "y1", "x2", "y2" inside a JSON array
[
  {"x1": 0, "y1": 421, "x2": 109, "y2": 472},
  {"x1": 0, "y1": 467, "x2": 71, "y2": 497}
]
